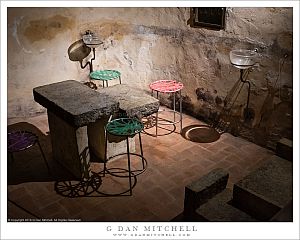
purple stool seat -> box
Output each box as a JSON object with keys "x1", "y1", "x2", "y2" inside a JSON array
[
  {"x1": 8, "y1": 130, "x2": 50, "y2": 174},
  {"x1": 8, "y1": 131, "x2": 38, "y2": 152}
]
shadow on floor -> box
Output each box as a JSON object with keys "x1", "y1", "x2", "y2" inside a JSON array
[{"x1": 7, "y1": 122, "x2": 75, "y2": 185}]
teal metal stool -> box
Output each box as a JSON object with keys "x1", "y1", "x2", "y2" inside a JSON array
[
  {"x1": 90, "y1": 70, "x2": 121, "y2": 88},
  {"x1": 103, "y1": 118, "x2": 147, "y2": 196}
]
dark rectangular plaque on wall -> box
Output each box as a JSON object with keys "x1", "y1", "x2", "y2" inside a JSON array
[{"x1": 190, "y1": 7, "x2": 226, "y2": 30}]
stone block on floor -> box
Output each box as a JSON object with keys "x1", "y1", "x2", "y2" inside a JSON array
[
  {"x1": 233, "y1": 155, "x2": 293, "y2": 221},
  {"x1": 270, "y1": 200, "x2": 293, "y2": 222},
  {"x1": 195, "y1": 188, "x2": 257, "y2": 222},
  {"x1": 276, "y1": 138, "x2": 293, "y2": 161},
  {"x1": 183, "y1": 168, "x2": 229, "y2": 220}
]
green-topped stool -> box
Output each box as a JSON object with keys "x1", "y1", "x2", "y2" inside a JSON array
[
  {"x1": 90, "y1": 70, "x2": 121, "y2": 88},
  {"x1": 103, "y1": 118, "x2": 147, "y2": 196}
]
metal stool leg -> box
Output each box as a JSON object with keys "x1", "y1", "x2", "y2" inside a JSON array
[
  {"x1": 180, "y1": 89, "x2": 183, "y2": 132},
  {"x1": 106, "y1": 80, "x2": 108, "y2": 87},
  {"x1": 173, "y1": 92, "x2": 176, "y2": 122},
  {"x1": 156, "y1": 90, "x2": 159, "y2": 137},
  {"x1": 119, "y1": 76, "x2": 122, "y2": 85},
  {"x1": 155, "y1": 111, "x2": 158, "y2": 137},
  {"x1": 103, "y1": 129, "x2": 108, "y2": 177},
  {"x1": 126, "y1": 137, "x2": 133, "y2": 195},
  {"x1": 138, "y1": 132, "x2": 145, "y2": 169},
  {"x1": 37, "y1": 140, "x2": 50, "y2": 175}
]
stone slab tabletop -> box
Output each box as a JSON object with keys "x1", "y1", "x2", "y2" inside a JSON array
[
  {"x1": 97, "y1": 84, "x2": 159, "y2": 118},
  {"x1": 33, "y1": 80, "x2": 119, "y2": 127}
]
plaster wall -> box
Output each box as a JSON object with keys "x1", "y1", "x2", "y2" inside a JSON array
[{"x1": 7, "y1": 7, "x2": 293, "y2": 148}]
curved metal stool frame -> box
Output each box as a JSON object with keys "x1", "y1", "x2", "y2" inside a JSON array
[
  {"x1": 101, "y1": 118, "x2": 147, "y2": 196},
  {"x1": 7, "y1": 130, "x2": 50, "y2": 174},
  {"x1": 149, "y1": 80, "x2": 183, "y2": 136},
  {"x1": 142, "y1": 115, "x2": 176, "y2": 137},
  {"x1": 90, "y1": 70, "x2": 121, "y2": 88}
]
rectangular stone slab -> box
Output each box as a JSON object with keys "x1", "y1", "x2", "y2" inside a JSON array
[
  {"x1": 195, "y1": 189, "x2": 257, "y2": 222},
  {"x1": 233, "y1": 155, "x2": 292, "y2": 220},
  {"x1": 33, "y1": 80, "x2": 119, "y2": 127},
  {"x1": 276, "y1": 138, "x2": 293, "y2": 161},
  {"x1": 97, "y1": 84, "x2": 159, "y2": 118},
  {"x1": 184, "y1": 168, "x2": 229, "y2": 220}
]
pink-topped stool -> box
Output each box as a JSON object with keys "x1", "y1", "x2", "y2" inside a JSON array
[{"x1": 149, "y1": 80, "x2": 183, "y2": 136}]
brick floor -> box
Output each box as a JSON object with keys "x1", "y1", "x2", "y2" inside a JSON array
[{"x1": 7, "y1": 108, "x2": 274, "y2": 221}]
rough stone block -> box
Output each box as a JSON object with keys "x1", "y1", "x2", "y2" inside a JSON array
[
  {"x1": 33, "y1": 80, "x2": 119, "y2": 127},
  {"x1": 233, "y1": 155, "x2": 292, "y2": 221},
  {"x1": 48, "y1": 110, "x2": 90, "y2": 179},
  {"x1": 276, "y1": 138, "x2": 293, "y2": 161},
  {"x1": 196, "y1": 188, "x2": 257, "y2": 222},
  {"x1": 183, "y1": 168, "x2": 229, "y2": 219},
  {"x1": 270, "y1": 200, "x2": 293, "y2": 222}
]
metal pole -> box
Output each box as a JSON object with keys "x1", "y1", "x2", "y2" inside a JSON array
[
  {"x1": 126, "y1": 137, "x2": 133, "y2": 195},
  {"x1": 173, "y1": 92, "x2": 176, "y2": 122},
  {"x1": 89, "y1": 48, "x2": 96, "y2": 73},
  {"x1": 240, "y1": 69, "x2": 251, "y2": 117},
  {"x1": 156, "y1": 111, "x2": 158, "y2": 137},
  {"x1": 138, "y1": 133, "x2": 145, "y2": 169},
  {"x1": 180, "y1": 90, "x2": 182, "y2": 132},
  {"x1": 104, "y1": 128, "x2": 108, "y2": 177}
]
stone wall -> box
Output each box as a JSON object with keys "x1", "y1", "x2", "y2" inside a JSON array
[{"x1": 7, "y1": 7, "x2": 293, "y2": 149}]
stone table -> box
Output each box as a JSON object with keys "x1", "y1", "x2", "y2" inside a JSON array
[
  {"x1": 33, "y1": 80, "x2": 119, "y2": 179},
  {"x1": 33, "y1": 80, "x2": 159, "y2": 179}
]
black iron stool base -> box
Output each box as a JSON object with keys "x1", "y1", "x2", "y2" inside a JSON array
[
  {"x1": 105, "y1": 152, "x2": 147, "y2": 177},
  {"x1": 101, "y1": 147, "x2": 147, "y2": 196},
  {"x1": 54, "y1": 172, "x2": 102, "y2": 198},
  {"x1": 156, "y1": 109, "x2": 182, "y2": 125},
  {"x1": 103, "y1": 118, "x2": 147, "y2": 196},
  {"x1": 142, "y1": 115, "x2": 176, "y2": 137}
]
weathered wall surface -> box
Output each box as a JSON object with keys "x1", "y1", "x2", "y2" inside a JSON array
[{"x1": 7, "y1": 7, "x2": 293, "y2": 149}]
